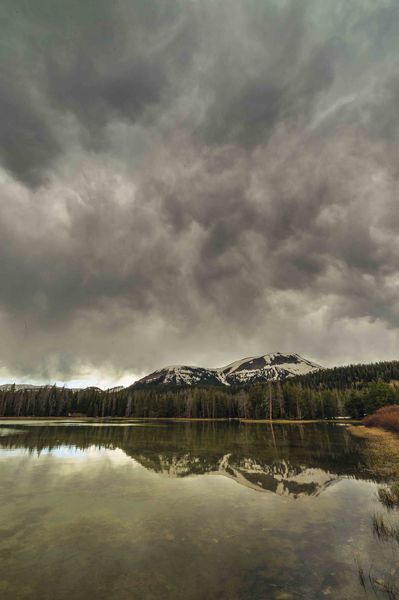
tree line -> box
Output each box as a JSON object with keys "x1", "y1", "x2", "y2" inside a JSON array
[{"x1": 1, "y1": 359, "x2": 399, "y2": 418}]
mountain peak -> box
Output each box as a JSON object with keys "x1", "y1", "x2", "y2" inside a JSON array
[{"x1": 133, "y1": 352, "x2": 321, "y2": 388}]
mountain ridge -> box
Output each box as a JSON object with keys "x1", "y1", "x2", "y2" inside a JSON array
[
  {"x1": 132, "y1": 352, "x2": 322, "y2": 388},
  {"x1": 0, "y1": 352, "x2": 323, "y2": 392}
]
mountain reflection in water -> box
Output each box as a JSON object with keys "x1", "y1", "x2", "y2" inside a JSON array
[{"x1": 0, "y1": 421, "x2": 373, "y2": 498}]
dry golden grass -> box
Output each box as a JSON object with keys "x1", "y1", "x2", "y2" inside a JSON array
[
  {"x1": 348, "y1": 425, "x2": 399, "y2": 479},
  {"x1": 364, "y1": 405, "x2": 399, "y2": 432}
]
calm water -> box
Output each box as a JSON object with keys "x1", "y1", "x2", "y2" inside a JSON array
[{"x1": 0, "y1": 420, "x2": 398, "y2": 600}]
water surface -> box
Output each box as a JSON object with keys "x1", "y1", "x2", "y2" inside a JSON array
[{"x1": 0, "y1": 420, "x2": 398, "y2": 599}]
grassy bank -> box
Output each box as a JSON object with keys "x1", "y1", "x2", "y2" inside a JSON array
[{"x1": 348, "y1": 424, "x2": 399, "y2": 479}]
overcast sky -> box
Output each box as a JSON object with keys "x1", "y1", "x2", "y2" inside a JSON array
[{"x1": 1, "y1": 0, "x2": 399, "y2": 387}]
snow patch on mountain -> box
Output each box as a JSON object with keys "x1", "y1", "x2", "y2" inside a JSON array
[
  {"x1": 219, "y1": 352, "x2": 322, "y2": 385},
  {"x1": 137, "y1": 365, "x2": 228, "y2": 387},
  {"x1": 134, "y1": 352, "x2": 322, "y2": 388},
  {"x1": 0, "y1": 384, "x2": 52, "y2": 392}
]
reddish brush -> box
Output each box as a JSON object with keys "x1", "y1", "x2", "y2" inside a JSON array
[{"x1": 363, "y1": 405, "x2": 399, "y2": 433}]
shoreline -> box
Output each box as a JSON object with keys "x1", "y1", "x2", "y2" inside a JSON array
[
  {"x1": 0, "y1": 416, "x2": 360, "y2": 424},
  {"x1": 348, "y1": 424, "x2": 399, "y2": 444}
]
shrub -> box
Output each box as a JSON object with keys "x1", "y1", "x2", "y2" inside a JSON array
[{"x1": 363, "y1": 405, "x2": 399, "y2": 433}]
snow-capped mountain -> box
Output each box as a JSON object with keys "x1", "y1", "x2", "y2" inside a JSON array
[
  {"x1": 0, "y1": 384, "x2": 49, "y2": 392},
  {"x1": 135, "y1": 365, "x2": 227, "y2": 387},
  {"x1": 220, "y1": 353, "x2": 322, "y2": 385},
  {"x1": 133, "y1": 352, "x2": 321, "y2": 388}
]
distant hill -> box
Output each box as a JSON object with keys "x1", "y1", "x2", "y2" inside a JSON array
[{"x1": 291, "y1": 360, "x2": 399, "y2": 389}]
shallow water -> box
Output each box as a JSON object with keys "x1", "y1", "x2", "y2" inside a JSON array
[{"x1": 0, "y1": 420, "x2": 398, "y2": 599}]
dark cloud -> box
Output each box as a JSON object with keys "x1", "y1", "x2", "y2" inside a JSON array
[
  {"x1": 0, "y1": 69, "x2": 60, "y2": 186},
  {"x1": 0, "y1": 0, "x2": 399, "y2": 382}
]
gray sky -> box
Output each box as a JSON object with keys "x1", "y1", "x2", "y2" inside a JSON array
[{"x1": 1, "y1": 0, "x2": 399, "y2": 387}]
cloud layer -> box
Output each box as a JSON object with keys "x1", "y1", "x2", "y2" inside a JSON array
[{"x1": 1, "y1": 0, "x2": 399, "y2": 383}]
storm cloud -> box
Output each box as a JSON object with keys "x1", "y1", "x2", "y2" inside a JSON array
[{"x1": 1, "y1": 0, "x2": 399, "y2": 384}]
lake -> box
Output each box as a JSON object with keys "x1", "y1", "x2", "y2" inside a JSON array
[{"x1": 0, "y1": 420, "x2": 398, "y2": 599}]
